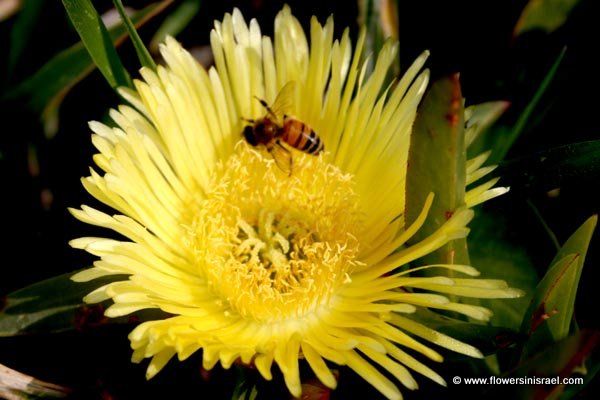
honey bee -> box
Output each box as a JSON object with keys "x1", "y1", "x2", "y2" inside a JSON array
[{"x1": 243, "y1": 81, "x2": 323, "y2": 175}]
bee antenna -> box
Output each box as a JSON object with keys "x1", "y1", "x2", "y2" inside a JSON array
[{"x1": 254, "y1": 96, "x2": 269, "y2": 108}]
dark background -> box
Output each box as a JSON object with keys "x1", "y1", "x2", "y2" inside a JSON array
[{"x1": 1, "y1": 0, "x2": 598, "y2": 398}]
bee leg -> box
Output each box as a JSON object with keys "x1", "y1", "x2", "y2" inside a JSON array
[{"x1": 241, "y1": 117, "x2": 256, "y2": 123}]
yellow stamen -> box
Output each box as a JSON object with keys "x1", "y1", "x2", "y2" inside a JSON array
[{"x1": 188, "y1": 143, "x2": 362, "y2": 322}]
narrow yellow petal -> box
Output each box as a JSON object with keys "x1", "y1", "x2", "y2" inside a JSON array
[
  {"x1": 359, "y1": 345, "x2": 418, "y2": 390},
  {"x1": 146, "y1": 348, "x2": 176, "y2": 379},
  {"x1": 344, "y1": 350, "x2": 403, "y2": 400},
  {"x1": 391, "y1": 315, "x2": 483, "y2": 358},
  {"x1": 301, "y1": 342, "x2": 337, "y2": 389},
  {"x1": 254, "y1": 353, "x2": 274, "y2": 381},
  {"x1": 356, "y1": 207, "x2": 472, "y2": 283},
  {"x1": 380, "y1": 338, "x2": 446, "y2": 386}
]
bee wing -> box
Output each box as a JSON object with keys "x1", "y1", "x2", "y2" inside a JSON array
[
  {"x1": 268, "y1": 81, "x2": 296, "y2": 123},
  {"x1": 267, "y1": 140, "x2": 293, "y2": 176}
]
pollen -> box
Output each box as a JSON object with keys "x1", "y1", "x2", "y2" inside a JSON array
[{"x1": 188, "y1": 144, "x2": 362, "y2": 322}]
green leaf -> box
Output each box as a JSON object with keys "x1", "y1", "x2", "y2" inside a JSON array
[
  {"x1": 521, "y1": 215, "x2": 597, "y2": 356},
  {"x1": 406, "y1": 74, "x2": 469, "y2": 268},
  {"x1": 150, "y1": 0, "x2": 201, "y2": 54},
  {"x1": 467, "y1": 209, "x2": 539, "y2": 330},
  {"x1": 0, "y1": 271, "x2": 167, "y2": 336},
  {"x1": 113, "y1": 0, "x2": 156, "y2": 70},
  {"x1": 4, "y1": 1, "x2": 170, "y2": 138},
  {"x1": 6, "y1": 0, "x2": 45, "y2": 82},
  {"x1": 514, "y1": 0, "x2": 581, "y2": 36},
  {"x1": 62, "y1": 0, "x2": 132, "y2": 89}
]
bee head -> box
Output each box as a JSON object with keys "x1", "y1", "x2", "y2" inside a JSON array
[{"x1": 243, "y1": 125, "x2": 258, "y2": 146}]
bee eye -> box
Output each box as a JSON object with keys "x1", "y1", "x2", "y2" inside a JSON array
[{"x1": 243, "y1": 126, "x2": 258, "y2": 146}]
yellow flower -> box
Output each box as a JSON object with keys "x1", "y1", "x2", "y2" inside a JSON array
[{"x1": 70, "y1": 6, "x2": 521, "y2": 399}]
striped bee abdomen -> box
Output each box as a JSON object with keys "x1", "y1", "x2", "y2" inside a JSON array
[{"x1": 282, "y1": 118, "x2": 324, "y2": 154}]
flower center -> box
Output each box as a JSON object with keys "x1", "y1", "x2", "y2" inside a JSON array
[{"x1": 189, "y1": 143, "x2": 361, "y2": 322}]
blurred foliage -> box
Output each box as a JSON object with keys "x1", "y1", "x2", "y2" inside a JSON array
[
  {"x1": 0, "y1": 0, "x2": 599, "y2": 399},
  {"x1": 358, "y1": 0, "x2": 399, "y2": 78},
  {"x1": 149, "y1": 0, "x2": 201, "y2": 54},
  {"x1": 514, "y1": 0, "x2": 582, "y2": 36},
  {"x1": 4, "y1": 1, "x2": 170, "y2": 138},
  {"x1": 6, "y1": 0, "x2": 43, "y2": 81},
  {"x1": 467, "y1": 47, "x2": 566, "y2": 165}
]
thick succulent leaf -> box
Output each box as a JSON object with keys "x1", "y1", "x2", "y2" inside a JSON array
[
  {"x1": 62, "y1": 0, "x2": 132, "y2": 89},
  {"x1": 406, "y1": 74, "x2": 469, "y2": 268},
  {"x1": 521, "y1": 215, "x2": 597, "y2": 356},
  {"x1": 514, "y1": 0, "x2": 582, "y2": 36},
  {"x1": 0, "y1": 271, "x2": 167, "y2": 336}
]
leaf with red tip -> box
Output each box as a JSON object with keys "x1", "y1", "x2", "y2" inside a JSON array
[{"x1": 521, "y1": 215, "x2": 597, "y2": 357}]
